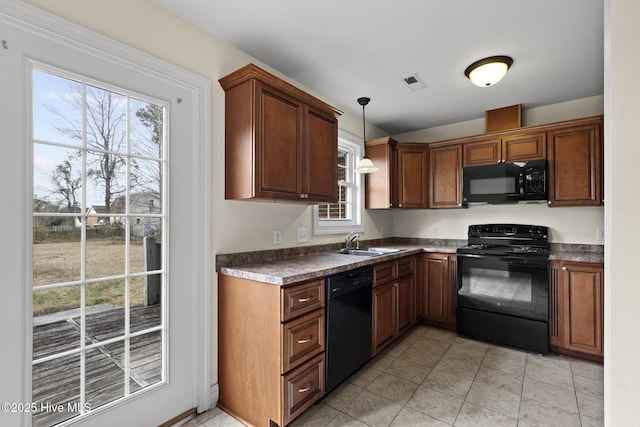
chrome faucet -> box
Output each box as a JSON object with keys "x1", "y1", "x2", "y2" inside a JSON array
[{"x1": 345, "y1": 231, "x2": 360, "y2": 250}]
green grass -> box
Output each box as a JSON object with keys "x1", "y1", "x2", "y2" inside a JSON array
[{"x1": 33, "y1": 240, "x2": 148, "y2": 317}]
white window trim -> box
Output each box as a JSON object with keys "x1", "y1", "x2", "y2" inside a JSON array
[{"x1": 313, "y1": 129, "x2": 365, "y2": 235}]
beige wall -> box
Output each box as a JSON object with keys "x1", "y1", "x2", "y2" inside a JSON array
[
  {"x1": 393, "y1": 204, "x2": 604, "y2": 244},
  {"x1": 393, "y1": 95, "x2": 604, "y2": 143},
  {"x1": 606, "y1": 0, "x2": 639, "y2": 424}
]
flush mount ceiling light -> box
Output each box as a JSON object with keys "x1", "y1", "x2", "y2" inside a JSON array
[
  {"x1": 355, "y1": 97, "x2": 378, "y2": 174},
  {"x1": 464, "y1": 55, "x2": 513, "y2": 87}
]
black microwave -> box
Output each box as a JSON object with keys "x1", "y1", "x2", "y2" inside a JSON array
[{"x1": 462, "y1": 159, "x2": 547, "y2": 205}]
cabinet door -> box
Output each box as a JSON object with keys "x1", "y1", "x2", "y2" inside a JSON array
[
  {"x1": 372, "y1": 282, "x2": 395, "y2": 355},
  {"x1": 422, "y1": 255, "x2": 450, "y2": 324},
  {"x1": 561, "y1": 262, "x2": 604, "y2": 357},
  {"x1": 547, "y1": 121, "x2": 602, "y2": 206},
  {"x1": 395, "y1": 275, "x2": 415, "y2": 336},
  {"x1": 463, "y1": 138, "x2": 501, "y2": 167},
  {"x1": 305, "y1": 107, "x2": 338, "y2": 202},
  {"x1": 397, "y1": 143, "x2": 428, "y2": 208},
  {"x1": 256, "y1": 83, "x2": 303, "y2": 200},
  {"x1": 502, "y1": 132, "x2": 546, "y2": 162},
  {"x1": 429, "y1": 144, "x2": 463, "y2": 208},
  {"x1": 364, "y1": 138, "x2": 397, "y2": 209}
]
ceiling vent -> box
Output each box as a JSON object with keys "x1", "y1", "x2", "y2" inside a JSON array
[{"x1": 402, "y1": 73, "x2": 426, "y2": 91}]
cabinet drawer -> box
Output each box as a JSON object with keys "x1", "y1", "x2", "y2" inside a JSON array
[
  {"x1": 373, "y1": 261, "x2": 394, "y2": 286},
  {"x1": 396, "y1": 256, "x2": 415, "y2": 278},
  {"x1": 283, "y1": 353, "x2": 325, "y2": 426},
  {"x1": 282, "y1": 279, "x2": 325, "y2": 321},
  {"x1": 282, "y1": 310, "x2": 325, "y2": 373}
]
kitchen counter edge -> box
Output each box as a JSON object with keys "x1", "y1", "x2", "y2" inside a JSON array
[{"x1": 218, "y1": 245, "x2": 457, "y2": 286}]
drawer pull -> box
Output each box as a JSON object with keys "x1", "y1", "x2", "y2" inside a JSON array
[
  {"x1": 297, "y1": 336, "x2": 313, "y2": 344},
  {"x1": 297, "y1": 296, "x2": 312, "y2": 303},
  {"x1": 298, "y1": 385, "x2": 311, "y2": 393}
]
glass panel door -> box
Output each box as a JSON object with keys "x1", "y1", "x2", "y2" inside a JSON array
[{"x1": 32, "y1": 68, "x2": 166, "y2": 426}]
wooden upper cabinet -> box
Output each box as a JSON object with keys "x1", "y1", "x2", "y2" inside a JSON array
[
  {"x1": 364, "y1": 137, "x2": 398, "y2": 209},
  {"x1": 502, "y1": 132, "x2": 546, "y2": 162},
  {"x1": 547, "y1": 118, "x2": 603, "y2": 207},
  {"x1": 257, "y1": 84, "x2": 303, "y2": 199},
  {"x1": 429, "y1": 144, "x2": 463, "y2": 208},
  {"x1": 305, "y1": 107, "x2": 340, "y2": 202},
  {"x1": 219, "y1": 64, "x2": 340, "y2": 203},
  {"x1": 397, "y1": 143, "x2": 429, "y2": 208},
  {"x1": 463, "y1": 132, "x2": 545, "y2": 167},
  {"x1": 462, "y1": 138, "x2": 501, "y2": 166}
]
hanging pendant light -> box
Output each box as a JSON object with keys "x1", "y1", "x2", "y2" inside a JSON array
[
  {"x1": 355, "y1": 97, "x2": 378, "y2": 174},
  {"x1": 464, "y1": 55, "x2": 513, "y2": 87}
]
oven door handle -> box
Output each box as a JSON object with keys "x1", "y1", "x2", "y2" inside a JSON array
[{"x1": 457, "y1": 252, "x2": 548, "y2": 267}]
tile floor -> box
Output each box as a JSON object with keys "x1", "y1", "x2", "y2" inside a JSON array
[{"x1": 180, "y1": 325, "x2": 604, "y2": 427}]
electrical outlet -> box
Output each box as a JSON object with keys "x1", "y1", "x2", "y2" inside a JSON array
[
  {"x1": 380, "y1": 226, "x2": 384, "y2": 236},
  {"x1": 596, "y1": 227, "x2": 604, "y2": 241},
  {"x1": 273, "y1": 229, "x2": 281, "y2": 245},
  {"x1": 296, "y1": 227, "x2": 308, "y2": 243},
  {"x1": 432, "y1": 226, "x2": 438, "y2": 236}
]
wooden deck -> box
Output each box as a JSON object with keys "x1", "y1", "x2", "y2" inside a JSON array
[{"x1": 32, "y1": 304, "x2": 162, "y2": 427}]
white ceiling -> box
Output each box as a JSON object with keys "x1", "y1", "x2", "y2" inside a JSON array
[{"x1": 154, "y1": 0, "x2": 604, "y2": 135}]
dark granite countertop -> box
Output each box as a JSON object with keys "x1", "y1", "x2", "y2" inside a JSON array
[
  {"x1": 217, "y1": 240, "x2": 461, "y2": 286},
  {"x1": 216, "y1": 239, "x2": 603, "y2": 285},
  {"x1": 549, "y1": 243, "x2": 604, "y2": 263}
]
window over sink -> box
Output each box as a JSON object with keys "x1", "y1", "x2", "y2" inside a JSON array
[{"x1": 313, "y1": 129, "x2": 364, "y2": 234}]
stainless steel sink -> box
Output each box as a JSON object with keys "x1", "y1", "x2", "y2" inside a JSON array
[
  {"x1": 367, "y1": 247, "x2": 405, "y2": 254},
  {"x1": 335, "y1": 247, "x2": 406, "y2": 256},
  {"x1": 335, "y1": 248, "x2": 382, "y2": 256}
]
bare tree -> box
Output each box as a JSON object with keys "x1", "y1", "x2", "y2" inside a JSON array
[
  {"x1": 51, "y1": 83, "x2": 127, "y2": 213},
  {"x1": 50, "y1": 159, "x2": 81, "y2": 213},
  {"x1": 131, "y1": 104, "x2": 163, "y2": 195}
]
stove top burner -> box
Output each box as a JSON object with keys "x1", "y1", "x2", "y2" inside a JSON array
[{"x1": 458, "y1": 224, "x2": 550, "y2": 259}]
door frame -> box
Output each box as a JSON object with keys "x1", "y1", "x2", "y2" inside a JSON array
[{"x1": 0, "y1": 0, "x2": 212, "y2": 424}]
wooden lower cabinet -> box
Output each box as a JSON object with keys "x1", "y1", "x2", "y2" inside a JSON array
[
  {"x1": 549, "y1": 261, "x2": 604, "y2": 361},
  {"x1": 371, "y1": 255, "x2": 417, "y2": 355},
  {"x1": 218, "y1": 275, "x2": 326, "y2": 426},
  {"x1": 372, "y1": 282, "x2": 395, "y2": 355},
  {"x1": 421, "y1": 253, "x2": 457, "y2": 330}
]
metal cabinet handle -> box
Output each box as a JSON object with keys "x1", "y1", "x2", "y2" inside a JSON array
[
  {"x1": 298, "y1": 297, "x2": 312, "y2": 303},
  {"x1": 297, "y1": 336, "x2": 312, "y2": 344},
  {"x1": 562, "y1": 266, "x2": 568, "y2": 271},
  {"x1": 298, "y1": 385, "x2": 311, "y2": 393}
]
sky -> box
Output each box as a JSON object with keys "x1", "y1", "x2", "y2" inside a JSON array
[{"x1": 32, "y1": 69, "x2": 163, "y2": 210}]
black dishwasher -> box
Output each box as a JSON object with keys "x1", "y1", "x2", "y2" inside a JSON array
[{"x1": 325, "y1": 265, "x2": 373, "y2": 393}]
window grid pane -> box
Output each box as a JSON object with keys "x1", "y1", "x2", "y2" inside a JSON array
[
  {"x1": 320, "y1": 148, "x2": 351, "y2": 220},
  {"x1": 32, "y1": 68, "x2": 166, "y2": 425}
]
